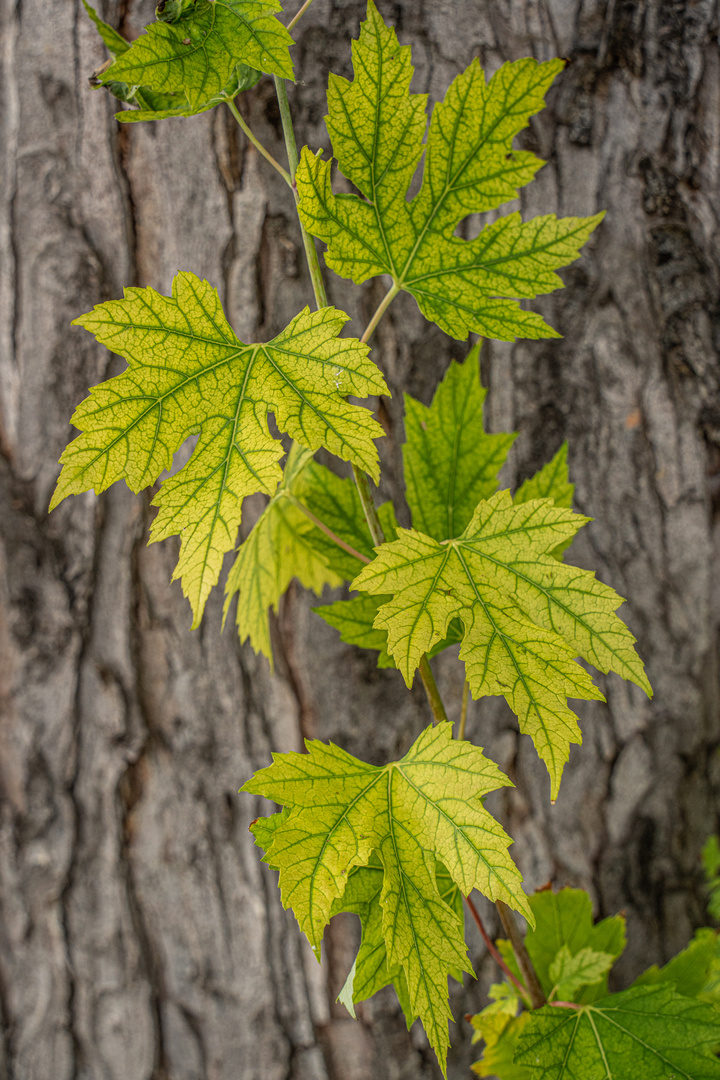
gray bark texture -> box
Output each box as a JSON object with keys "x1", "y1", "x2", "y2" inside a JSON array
[{"x1": 1, "y1": 0, "x2": 719, "y2": 1077}]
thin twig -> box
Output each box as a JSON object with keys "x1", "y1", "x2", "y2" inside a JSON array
[
  {"x1": 225, "y1": 99, "x2": 292, "y2": 186},
  {"x1": 287, "y1": 494, "x2": 369, "y2": 564},
  {"x1": 495, "y1": 899, "x2": 546, "y2": 1009},
  {"x1": 548, "y1": 1000, "x2": 581, "y2": 1010},
  {"x1": 360, "y1": 282, "x2": 400, "y2": 344},
  {"x1": 458, "y1": 679, "x2": 470, "y2": 740},
  {"x1": 286, "y1": 0, "x2": 315, "y2": 31},
  {"x1": 273, "y1": 75, "x2": 330, "y2": 310},
  {"x1": 464, "y1": 894, "x2": 529, "y2": 1001},
  {"x1": 418, "y1": 656, "x2": 449, "y2": 725}
]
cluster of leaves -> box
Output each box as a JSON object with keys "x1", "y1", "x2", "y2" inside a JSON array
[
  {"x1": 53, "y1": 2, "x2": 688, "y2": 1077},
  {"x1": 83, "y1": 0, "x2": 291, "y2": 121},
  {"x1": 471, "y1": 887, "x2": 720, "y2": 1080},
  {"x1": 244, "y1": 721, "x2": 531, "y2": 1070}
]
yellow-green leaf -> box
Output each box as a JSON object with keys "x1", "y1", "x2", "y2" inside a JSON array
[
  {"x1": 244, "y1": 721, "x2": 530, "y2": 1075},
  {"x1": 103, "y1": 0, "x2": 293, "y2": 109},
  {"x1": 52, "y1": 273, "x2": 386, "y2": 626},
  {"x1": 351, "y1": 491, "x2": 650, "y2": 797},
  {"x1": 297, "y1": 2, "x2": 602, "y2": 341}
]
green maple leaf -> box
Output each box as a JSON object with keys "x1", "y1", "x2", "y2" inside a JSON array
[
  {"x1": 243, "y1": 721, "x2": 531, "y2": 1074},
  {"x1": 352, "y1": 492, "x2": 650, "y2": 797},
  {"x1": 296, "y1": 1, "x2": 602, "y2": 341},
  {"x1": 102, "y1": 0, "x2": 293, "y2": 109},
  {"x1": 472, "y1": 1012, "x2": 533, "y2": 1080},
  {"x1": 114, "y1": 62, "x2": 262, "y2": 122},
  {"x1": 404, "y1": 345, "x2": 516, "y2": 542},
  {"x1": 334, "y1": 858, "x2": 465, "y2": 1024},
  {"x1": 515, "y1": 983, "x2": 720, "y2": 1079},
  {"x1": 83, "y1": 0, "x2": 130, "y2": 56},
  {"x1": 51, "y1": 273, "x2": 386, "y2": 626}
]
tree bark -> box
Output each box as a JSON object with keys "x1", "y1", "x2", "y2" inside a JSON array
[{"x1": 0, "y1": 0, "x2": 718, "y2": 1078}]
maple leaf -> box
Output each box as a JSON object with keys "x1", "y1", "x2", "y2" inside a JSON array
[
  {"x1": 243, "y1": 722, "x2": 531, "y2": 1074},
  {"x1": 547, "y1": 945, "x2": 615, "y2": 1001},
  {"x1": 352, "y1": 492, "x2": 651, "y2": 798},
  {"x1": 224, "y1": 449, "x2": 398, "y2": 663},
  {"x1": 222, "y1": 445, "x2": 343, "y2": 663},
  {"x1": 296, "y1": 1, "x2": 602, "y2": 341},
  {"x1": 101, "y1": 0, "x2": 293, "y2": 109},
  {"x1": 515, "y1": 984, "x2": 720, "y2": 1079},
  {"x1": 51, "y1": 273, "x2": 386, "y2": 626}
]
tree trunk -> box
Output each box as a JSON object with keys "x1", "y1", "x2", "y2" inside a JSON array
[{"x1": 1, "y1": 0, "x2": 718, "y2": 1078}]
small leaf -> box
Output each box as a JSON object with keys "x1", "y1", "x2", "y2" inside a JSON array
[
  {"x1": 244, "y1": 722, "x2": 530, "y2": 1074},
  {"x1": 548, "y1": 944, "x2": 614, "y2": 1000},
  {"x1": 297, "y1": 2, "x2": 602, "y2": 341},
  {"x1": 515, "y1": 984, "x2": 720, "y2": 1079},
  {"x1": 103, "y1": 0, "x2": 293, "y2": 108},
  {"x1": 52, "y1": 274, "x2": 386, "y2": 627},
  {"x1": 506, "y1": 888, "x2": 626, "y2": 1004}
]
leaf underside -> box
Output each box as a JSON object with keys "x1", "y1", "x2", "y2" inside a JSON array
[
  {"x1": 296, "y1": 0, "x2": 603, "y2": 341},
  {"x1": 102, "y1": 0, "x2": 293, "y2": 109}
]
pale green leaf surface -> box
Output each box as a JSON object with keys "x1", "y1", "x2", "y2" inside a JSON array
[
  {"x1": 115, "y1": 62, "x2": 261, "y2": 121},
  {"x1": 548, "y1": 945, "x2": 615, "y2": 1001},
  {"x1": 404, "y1": 346, "x2": 515, "y2": 541},
  {"x1": 52, "y1": 274, "x2": 385, "y2": 627},
  {"x1": 296, "y1": 2, "x2": 602, "y2": 341},
  {"x1": 351, "y1": 491, "x2": 649, "y2": 796},
  {"x1": 515, "y1": 984, "x2": 720, "y2": 1080},
  {"x1": 244, "y1": 722, "x2": 530, "y2": 1073},
  {"x1": 103, "y1": 0, "x2": 293, "y2": 108}
]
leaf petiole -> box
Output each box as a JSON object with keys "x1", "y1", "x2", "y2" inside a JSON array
[
  {"x1": 360, "y1": 281, "x2": 401, "y2": 344},
  {"x1": 286, "y1": 0, "x2": 316, "y2": 32},
  {"x1": 285, "y1": 493, "x2": 370, "y2": 565},
  {"x1": 226, "y1": 98, "x2": 292, "y2": 186},
  {"x1": 418, "y1": 655, "x2": 448, "y2": 725},
  {"x1": 464, "y1": 894, "x2": 531, "y2": 1004},
  {"x1": 458, "y1": 679, "x2": 470, "y2": 740}
]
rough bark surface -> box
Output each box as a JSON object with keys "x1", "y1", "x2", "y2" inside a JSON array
[{"x1": 0, "y1": 1, "x2": 719, "y2": 1078}]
